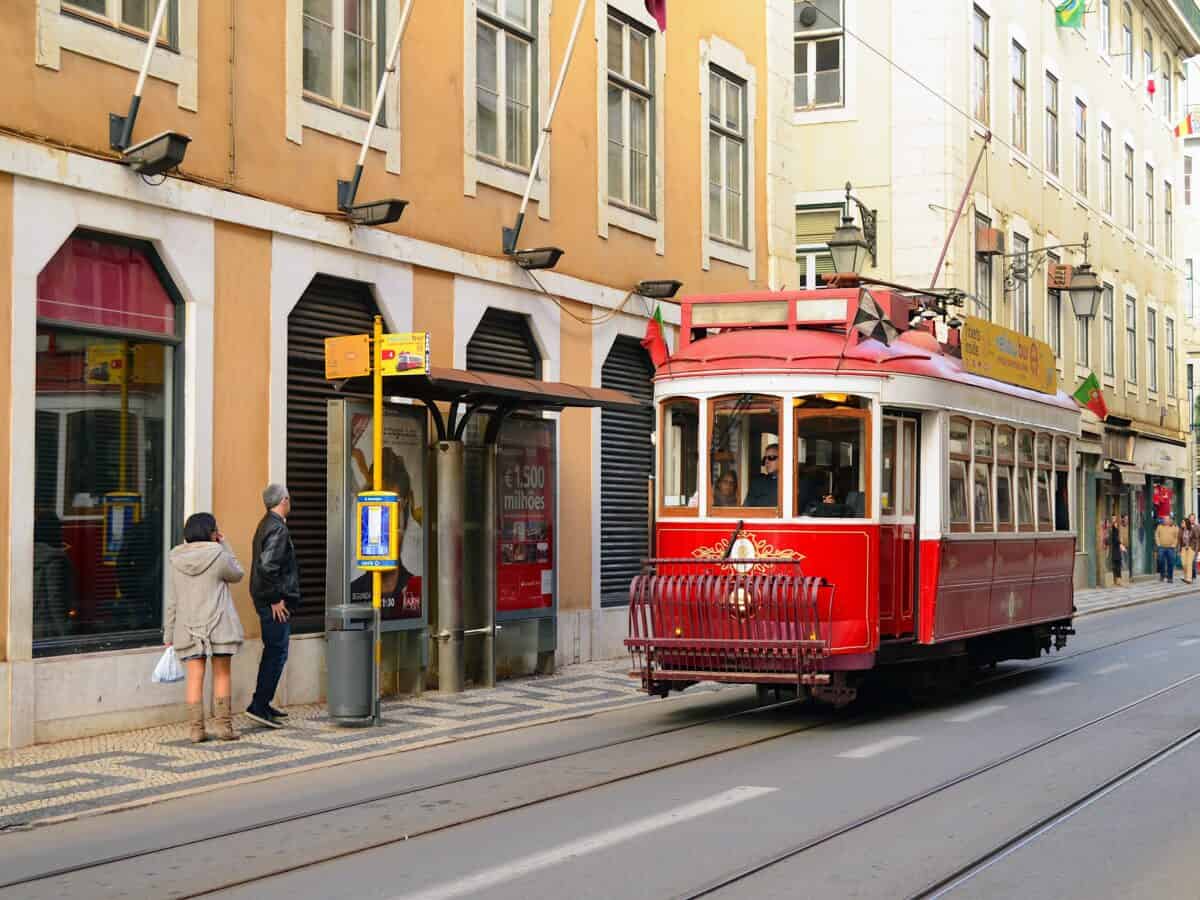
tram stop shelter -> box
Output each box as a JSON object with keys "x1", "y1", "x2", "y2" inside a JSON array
[{"x1": 333, "y1": 366, "x2": 644, "y2": 693}]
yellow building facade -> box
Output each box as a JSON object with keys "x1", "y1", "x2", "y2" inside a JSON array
[{"x1": 0, "y1": 0, "x2": 789, "y2": 747}]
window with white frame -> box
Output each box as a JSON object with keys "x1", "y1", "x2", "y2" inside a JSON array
[
  {"x1": 63, "y1": 0, "x2": 176, "y2": 45},
  {"x1": 1124, "y1": 144, "x2": 1135, "y2": 230},
  {"x1": 1047, "y1": 252, "x2": 1062, "y2": 356},
  {"x1": 1167, "y1": 316, "x2": 1176, "y2": 396},
  {"x1": 1045, "y1": 72, "x2": 1059, "y2": 176},
  {"x1": 1163, "y1": 53, "x2": 1173, "y2": 118},
  {"x1": 1165, "y1": 181, "x2": 1174, "y2": 256},
  {"x1": 972, "y1": 7, "x2": 990, "y2": 125},
  {"x1": 1122, "y1": 4, "x2": 1134, "y2": 80},
  {"x1": 1011, "y1": 41, "x2": 1027, "y2": 154},
  {"x1": 975, "y1": 213, "x2": 994, "y2": 320},
  {"x1": 1101, "y1": 123, "x2": 1112, "y2": 214},
  {"x1": 1148, "y1": 306, "x2": 1158, "y2": 392},
  {"x1": 1126, "y1": 295, "x2": 1138, "y2": 384},
  {"x1": 1099, "y1": 0, "x2": 1111, "y2": 54},
  {"x1": 1143, "y1": 29, "x2": 1153, "y2": 93},
  {"x1": 793, "y1": 0, "x2": 843, "y2": 109},
  {"x1": 1102, "y1": 283, "x2": 1115, "y2": 377},
  {"x1": 708, "y1": 67, "x2": 747, "y2": 246},
  {"x1": 795, "y1": 206, "x2": 839, "y2": 288},
  {"x1": 1146, "y1": 163, "x2": 1155, "y2": 246},
  {"x1": 1012, "y1": 233, "x2": 1030, "y2": 336},
  {"x1": 607, "y1": 12, "x2": 654, "y2": 214},
  {"x1": 1074, "y1": 99, "x2": 1087, "y2": 196},
  {"x1": 477, "y1": 0, "x2": 536, "y2": 170},
  {"x1": 302, "y1": 0, "x2": 378, "y2": 113}
]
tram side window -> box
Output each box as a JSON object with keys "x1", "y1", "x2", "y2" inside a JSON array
[
  {"x1": 902, "y1": 419, "x2": 917, "y2": 516},
  {"x1": 996, "y1": 426, "x2": 1015, "y2": 531},
  {"x1": 948, "y1": 417, "x2": 971, "y2": 531},
  {"x1": 795, "y1": 395, "x2": 870, "y2": 518},
  {"x1": 1018, "y1": 430, "x2": 1035, "y2": 531},
  {"x1": 660, "y1": 398, "x2": 699, "y2": 511},
  {"x1": 973, "y1": 422, "x2": 994, "y2": 531},
  {"x1": 881, "y1": 419, "x2": 897, "y2": 515},
  {"x1": 1054, "y1": 437, "x2": 1071, "y2": 531},
  {"x1": 1036, "y1": 434, "x2": 1053, "y2": 531},
  {"x1": 710, "y1": 394, "x2": 780, "y2": 513}
]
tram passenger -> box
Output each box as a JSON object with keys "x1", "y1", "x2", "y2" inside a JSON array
[
  {"x1": 810, "y1": 493, "x2": 844, "y2": 518},
  {"x1": 743, "y1": 444, "x2": 780, "y2": 507},
  {"x1": 713, "y1": 470, "x2": 740, "y2": 507}
]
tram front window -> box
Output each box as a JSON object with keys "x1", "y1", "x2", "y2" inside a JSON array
[
  {"x1": 795, "y1": 395, "x2": 870, "y2": 518},
  {"x1": 710, "y1": 394, "x2": 781, "y2": 513},
  {"x1": 661, "y1": 398, "x2": 700, "y2": 510}
]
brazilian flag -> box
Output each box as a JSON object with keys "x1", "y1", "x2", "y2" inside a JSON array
[{"x1": 1055, "y1": 0, "x2": 1085, "y2": 29}]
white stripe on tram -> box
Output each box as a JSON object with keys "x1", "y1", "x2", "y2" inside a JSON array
[
  {"x1": 391, "y1": 786, "x2": 778, "y2": 900},
  {"x1": 1032, "y1": 681, "x2": 1079, "y2": 696},
  {"x1": 837, "y1": 735, "x2": 919, "y2": 759},
  {"x1": 946, "y1": 704, "x2": 1007, "y2": 724},
  {"x1": 1093, "y1": 663, "x2": 1130, "y2": 675}
]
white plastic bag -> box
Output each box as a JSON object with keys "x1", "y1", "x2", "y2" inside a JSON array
[{"x1": 152, "y1": 646, "x2": 185, "y2": 684}]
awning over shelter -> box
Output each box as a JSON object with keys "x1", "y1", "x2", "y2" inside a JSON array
[{"x1": 334, "y1": 365, "x2": 646, "y2": 442}]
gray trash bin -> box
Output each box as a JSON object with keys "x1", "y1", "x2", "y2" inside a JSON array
[{"x1": 326, "y1": 604, "x2": 375, "y2": 722}]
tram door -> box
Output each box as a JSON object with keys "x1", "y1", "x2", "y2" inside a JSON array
[{"x1": 879, "y1": 414, "x2": 919, "y2": 637}]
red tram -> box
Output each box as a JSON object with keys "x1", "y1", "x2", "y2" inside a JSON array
[{"x1": 626, "y1": 288, "x2": 1080, "y2": 705}]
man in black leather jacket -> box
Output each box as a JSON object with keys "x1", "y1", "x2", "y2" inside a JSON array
[{"x1": 247, "y1": 483, "x2": 299, "y2": 728}]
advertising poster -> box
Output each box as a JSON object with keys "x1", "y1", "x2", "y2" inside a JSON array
[
  {"x1": 346, "y1": 407, "x2": 426, "y2": 620},
  {"x1": 960, "y1": 316, "x2": 1056, "y2": 395},
  {"x1": 497, "y1": 418, "x2": 555, "y2": 613}
]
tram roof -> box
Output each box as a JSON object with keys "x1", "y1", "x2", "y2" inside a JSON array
[{"x1": 658, "y1": 324, "x2": 1079, "y2": 414}]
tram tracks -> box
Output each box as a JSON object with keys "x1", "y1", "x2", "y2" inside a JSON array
[
  {"x1": 4, "y1": 613, "x2": 1199, "y2": 898},
  {"x1": 677, "y1": 668, "x2": 1200, "y2": 899}
]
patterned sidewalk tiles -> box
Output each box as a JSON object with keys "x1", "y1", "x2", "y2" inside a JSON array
[{"x1": 0, "y1": 661, "x2": 695, "y2": 830}]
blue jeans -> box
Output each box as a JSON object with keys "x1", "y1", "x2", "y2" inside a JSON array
[
  {"x1": 1157, "y1": 548, "x2": 1175, "y2": 581},
  {"x1": 252, "y1": 610, "x2": 291, "y2": 713}
]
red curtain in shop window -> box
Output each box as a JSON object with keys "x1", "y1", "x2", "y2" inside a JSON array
[{"x1": 36, "y1": 236, "x2": 176, "y2": 336}]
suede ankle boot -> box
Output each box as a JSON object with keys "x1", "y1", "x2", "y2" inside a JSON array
[
  {"x1": 213, "y1": 696, "x2": 238, "y2": 741},
  {"x1": 187, "y1": 701, "x2": 207, "y2": 743}
]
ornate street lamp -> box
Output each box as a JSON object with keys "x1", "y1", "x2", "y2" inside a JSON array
[
  {"x1": 1065, "y1": 261, "x2": 1102, "y2": 319},
  {"x1": 826, "y1": 182, "x2": 878, "y2": 276}
]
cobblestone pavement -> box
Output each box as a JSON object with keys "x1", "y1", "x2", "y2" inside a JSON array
[
  {"x1": 0, "y1": 661, "x2": 687, "y2": 830},
  {"x1": 1, "y1": 582, "x2": 1192, "y2": 832}
]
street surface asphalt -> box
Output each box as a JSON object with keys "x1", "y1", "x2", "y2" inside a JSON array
[{"x1": 4, "y1": 593, "x2": 1200, "y2": 899}]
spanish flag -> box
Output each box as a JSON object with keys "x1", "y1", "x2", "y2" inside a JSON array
[{"x1": 1175, "y1": 114, "x2": 1196, "y2": 138}]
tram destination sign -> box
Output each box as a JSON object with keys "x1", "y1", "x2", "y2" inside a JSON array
[{"x1": 959, "y1": 317, "x2": 1056, "y2": 395}]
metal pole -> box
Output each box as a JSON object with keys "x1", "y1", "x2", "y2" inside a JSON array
[
  {"x1": 339, "y1": 0, "x2": 418, "y2": 208},
  {"x1": 119, "y1": 340, "x2": 130, "y2": 490},
  {"x1": 503, "y1": 0, "x2": 589, "y2": 251},
  {"x1": 481, "y1": 444, "x2": 497, "y2": 687},
  {"x1": 115, "y1": 0, "x2": 171, "y2": 149},
  {"x1": 372, "y1": 316, "x2": 383, "y2": 725},
  {"x1": 436, "y1": 441, "x2": 465, "y2": 692},
  {"x1": 929, "y1": 131, "x2": 991, "y2": 289}
]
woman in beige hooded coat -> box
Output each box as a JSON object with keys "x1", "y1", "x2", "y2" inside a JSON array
[{"x1": 164, "y1": 512, "x2": 245, "y2": 742}]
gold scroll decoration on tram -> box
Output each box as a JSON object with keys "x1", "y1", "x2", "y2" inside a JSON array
[{"x1": 959, "y1": 316, "x2": 1056, "y2": 395}]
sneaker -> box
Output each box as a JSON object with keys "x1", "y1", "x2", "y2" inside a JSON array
[
  {"x1": 267, "y1": 705, "x2": 289, "y2": 719},
  {"x1": 245, "y1": 706, "x2": 283, "y2": 729}
]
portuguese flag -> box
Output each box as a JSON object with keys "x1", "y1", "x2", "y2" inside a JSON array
[
  {"x1": 1055, "y1": 0, "x2": 1084, "y2": 28},
  {"x1": 641, "y1": 304, "x2": 670, "y2": 368},
  {"x1": 1073, "y1": 372, "x2": 1108, "y2": 419}
]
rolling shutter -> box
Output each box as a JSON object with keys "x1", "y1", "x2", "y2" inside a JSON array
[
  {"x1": 286, "y1": 275, "x2": 378, "y2": 633},
  {"x1": 466, "y1": 308, "x2": 541, "y2": 377},
  {"x1": 600, "y1": 337, "x2": 654, "y2": 607}
]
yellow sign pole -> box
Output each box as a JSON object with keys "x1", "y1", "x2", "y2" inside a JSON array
[
  {"x1": 119, "y1": 340, "x2": 129, "y2": 490},
  {"x1": 372, "y1": 315, "x2": 383, "y2": 725}
]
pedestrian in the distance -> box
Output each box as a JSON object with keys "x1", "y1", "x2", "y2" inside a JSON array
[
  {"x1": 1180, "y1": 515, "x2": 1198, "y2": 586},
  {"x1": 1107, "y1": 514, "x2": 1122, "y2": 586},
  {"x1": 164, "y1": 512, "x2": 245, "y2": 742},
  {"x1": 248, "y1": 483, "x2": 300, "y2": 728},
  {"x1": 1155, "y1": 516, "x2": 1180, "y2": 583}
]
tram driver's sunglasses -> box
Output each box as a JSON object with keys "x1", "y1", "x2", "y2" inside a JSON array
[{"x1": 762, "y1": 454, "x2": 779, "y2": 463}]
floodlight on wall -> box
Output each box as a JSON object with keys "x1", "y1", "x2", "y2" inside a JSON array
[
  {"x1": 512, "y1": 246, "x2": 565, "y2": 270},
  {"x1": 345, "y1": 199, "x2": 408, "y2": 227},
  {"x1": 636, "y1": 279, "x2": 683, "y2": 299},
  {"x1": 120, "y1": 131, "x2": 192, "y2": 177}
]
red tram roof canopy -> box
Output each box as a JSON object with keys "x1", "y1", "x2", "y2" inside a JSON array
[{"x1": 665, "y1": 290, "x2": 1078, "y2": 413}]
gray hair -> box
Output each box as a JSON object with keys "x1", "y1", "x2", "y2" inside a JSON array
[{"x1": 263, "y1": 483, "x2": 289, "y2": 509}]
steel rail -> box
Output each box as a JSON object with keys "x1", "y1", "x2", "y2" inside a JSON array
[
  {"x1": 677, "y1": 668, "x2": 1200, "y2": 899},
  {"x1": 5, "y1": 612, "x2": 1196, "y2": 896}
]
